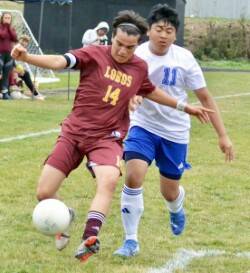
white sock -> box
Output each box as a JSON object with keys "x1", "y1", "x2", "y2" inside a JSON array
[
  {"x1": 121, "y1": 185, "x2": 144, "y2": 242},
  {"x1": 166, "y1": 185, "x2": 185, "y2": 213}
]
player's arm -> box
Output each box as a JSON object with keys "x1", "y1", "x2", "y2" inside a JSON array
[
  {"x1": 145, "y1": 87, "x2": 214, "y2": 124},
  {"x1": 11, "y1": 44, "x2": 67, "y2": 70},
  {"x1": 8, "y1": 26, "x2": 18, "y2": 42},
  {"x1": 129, "y1": 95, "x2": 143, "y2": 111},
  {"x1": 195, "y1": 87, "x2": 234, "y2": 162}
]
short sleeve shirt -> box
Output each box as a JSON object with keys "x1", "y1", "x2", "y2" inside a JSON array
[
  {"x1": 130, "y1": 42, "x2": 206, "y2": 144},
  {"x1": 61, "y1": 45, "x2": 155, "y2": 141}
]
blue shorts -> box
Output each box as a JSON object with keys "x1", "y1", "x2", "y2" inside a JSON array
[{"x1": 124, "y1": 126, "x2": 191, "y2": 180}]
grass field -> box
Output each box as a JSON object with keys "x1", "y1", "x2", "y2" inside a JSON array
[{"x1": 0, "y1": 71, "x2": 250, "y2": 273}]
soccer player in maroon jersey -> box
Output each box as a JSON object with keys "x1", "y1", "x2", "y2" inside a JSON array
[{"x1": 11, "y1": 10, "x2": 213, "y2": 262}]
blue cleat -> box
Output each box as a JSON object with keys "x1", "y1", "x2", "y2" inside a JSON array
[
  {"x1": 113, "y1": 239, "x2": 139, "y2": 257},
  {"x1": 170, "y1": 208, "x2": 186, "y2": 235}
]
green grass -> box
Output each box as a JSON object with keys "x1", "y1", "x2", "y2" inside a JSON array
[
  {"x1": 39, "y1": 71, "x2": 79, "y2": 91},
  {"x1": 39, "y1": 59, "x2": 250, "y2": 95},
  {"x1": 39, "y1": 64, "x2": 250, "y2": 94},
  {"x1": 198, "y1": 60, "x2": 250, "y2": 70},
  {"x1": 0, "y1": 72, "x2": 250, "y2": 273}
]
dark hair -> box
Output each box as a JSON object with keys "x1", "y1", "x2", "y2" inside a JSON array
[
  {"x1": 147, "y1": 4, "x2": 180, "y2": 31},
  {"x1": 0, "y1": 12, "x2": 12, "y2": 24},
  {"x1": 112, "y1": 10, "x2": 148, "y2": 42},
  {"x1": 19, "y1": 34, "x2": 30, "y2": 43}
]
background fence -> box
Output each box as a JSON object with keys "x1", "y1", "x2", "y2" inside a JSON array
[
  {"x1": 23, "y1": 0, "x2": 186, "y2": 53},
  {"x1": 185, "y1": 0, "x2": 250, "y2": 19}
]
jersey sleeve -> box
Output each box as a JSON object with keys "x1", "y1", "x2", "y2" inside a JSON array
[
  {"x1": 0, "y1": 26, "x2": 8, "y2": 39},
  {"x1": 137, "y1": 63, "x2": 155, "y2": 96},
  {"x1": 69, "y1": 47, "x2": 93, "y2": 70},
  {"x1": 184, "y1": 52, "x2": 206, "y2": 91},
  {"x1": 9, "y1": 27, "x2": 18, "y2": 42}
]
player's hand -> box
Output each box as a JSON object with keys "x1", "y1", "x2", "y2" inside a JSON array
[
  {"x1": 185, "y1": 105, "x2": 215, "y2": 123},
  {"x1": 218, "y1": 135, "x2": 234, "y2": 162},
  {"x1": 129, "y1": 95, "x2": 143, "y2": 111},
  {"x1": 11, "y1": 44, "x2": 27, "y2": 61}
]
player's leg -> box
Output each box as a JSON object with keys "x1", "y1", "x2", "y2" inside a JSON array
[
  {"x1": 156, "y1": 138, "x2": 189, "y2": 235},
  {"x1": 0, "y1": 54, "x2": 4, "y2": 81},
  {"x1": 0, "y1": 54, "x2": 5, "y2": 95},
  {"x1": 37, "y1": 165, "x2": 73, "y2": 251},
  {"x1": 75, "y1": 140, "x2": 122, "y2": 262},
  {"x1": 160, "y1": 177, "x2": 185, "y2": 235},
  {"x1": 36, "y1": 135, "x2": 83, "y2": 250},
  {"x1": 2, "y1": 55, "x2": 13, "y2": 100},
  {"x1": 20, "y1": 70, "x2": 43, "y2": 99},
  {"x1": 113, "y1": 159, "x2": 147, "y2": 257},
  {"x1": 36, "y1": 164, "x2": 66, "y2": 200},
  {"x1": 114, "y1": 126, "x2": 156, "y2": 257},
  {"x1": 36, "y1": 135, "x2": 82, "y2": 200}
]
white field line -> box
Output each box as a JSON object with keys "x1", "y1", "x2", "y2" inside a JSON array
[
  {"x1": 0, "y1": 128, "x2": 60, "y2": 143},
  {"x1": 236, "y1": 252, "x2": 250, "y2": 258},
  {"x1": 212, "y1": 92, "x2": 250, "y2": 100},
  {"x1": 148, "y1": 249, "x2": 250, "y2": 273},
  {"x1": 148, "y1": 249, "x2": 225, "y2": 273},
  {"x1": 0, "y1": 91, "x2": 250, "y2": 144},
  {"x1": 193, "y1": 91, "x2": 250, "y2": 105}
]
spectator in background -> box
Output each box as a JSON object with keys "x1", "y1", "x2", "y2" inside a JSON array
[
  {"x1": 9, "y1": 34, "x2": 45, "y2": 100},
  {"x1": 82, "y1": 21, "x2": 109, "y2": 47},
  {"x1": 0, "y1": 12, "x2": 18, "y2": 100}
]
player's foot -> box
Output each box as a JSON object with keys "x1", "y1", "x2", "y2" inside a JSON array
[
  {"x1": 55, "y1": 232, "x2": 70, "y2": 251},
  {"x1": 21, "y1": 93, "x2": 30, "y2": 100},
  {"x1": 2, "y1": 92, "x2": 12, "y2": 100},
  {"x1": 34, "y1": 93, "x2": 45, "y2": 101},
  {"x1": 113, "y1": 239, "x2": 139, "y2": 257},
  {"x1": 55, "y1": 207, "x2": 75, "y2": 251},
  {"x1": 75, "y1": 236, "x2": 100, "y2": 262},
  {"x1": 170, "y1": 208, "x2": 186, "y2": 235}
]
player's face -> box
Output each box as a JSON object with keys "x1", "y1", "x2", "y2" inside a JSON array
[
  {"x1": 97, "y1": 28, "x2": 108, "y2": 36},
  {"x1": 111, "y1": 28, "x2": 139, "y2": 63},
  {"x1": 2, "y1": 13, "x2": 12, "y2": 25},
  {"x1": 20, "y1": 40, "x2": 29, "y2": 48},
  {"x1": 148, "y1": 21, "x2": 176, "y2": 55}
]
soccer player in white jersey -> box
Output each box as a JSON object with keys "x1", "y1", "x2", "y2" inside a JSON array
[{"x1": 114, "y1": 3, "x2": 234, "y2": 257}]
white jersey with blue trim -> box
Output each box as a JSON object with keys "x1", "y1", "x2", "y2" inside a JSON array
[{"x1": 130, "y1": 42, "x2": 206, "y2": 144}]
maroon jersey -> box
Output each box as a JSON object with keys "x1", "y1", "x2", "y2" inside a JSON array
[
  {"x1": 62, "y1": 45, "x2": 155, "y2": 141},
  {"x1": 0, "y1": 24, "x2": 17, "y2": 53}
]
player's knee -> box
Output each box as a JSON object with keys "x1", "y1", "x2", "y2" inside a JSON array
[
  {"x1": 106, "y1": 179, "x2": 118, "y2": 193},
  {"x1": 5, "y1": 60, "x2": 14, "y2": 70},
  {"x1": 162, "y1": 186, "x2": 183, "y2": 202},
  {"x1": 125, "y1": 172, "x2": 143, "y2": 188},
  {"x1": 97, "y1": 178, "x2": 118, "y2": 195},
  {"x1": 36, "y1": 186, "x2": 53, "y2": 201},
  {"x1": 164, "y1": 192, "x2": 178, "y2": 202}
]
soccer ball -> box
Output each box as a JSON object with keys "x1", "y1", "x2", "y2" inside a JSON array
[{"x1": 32, "y1": 199, "x2": 71, "y2": 236}]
